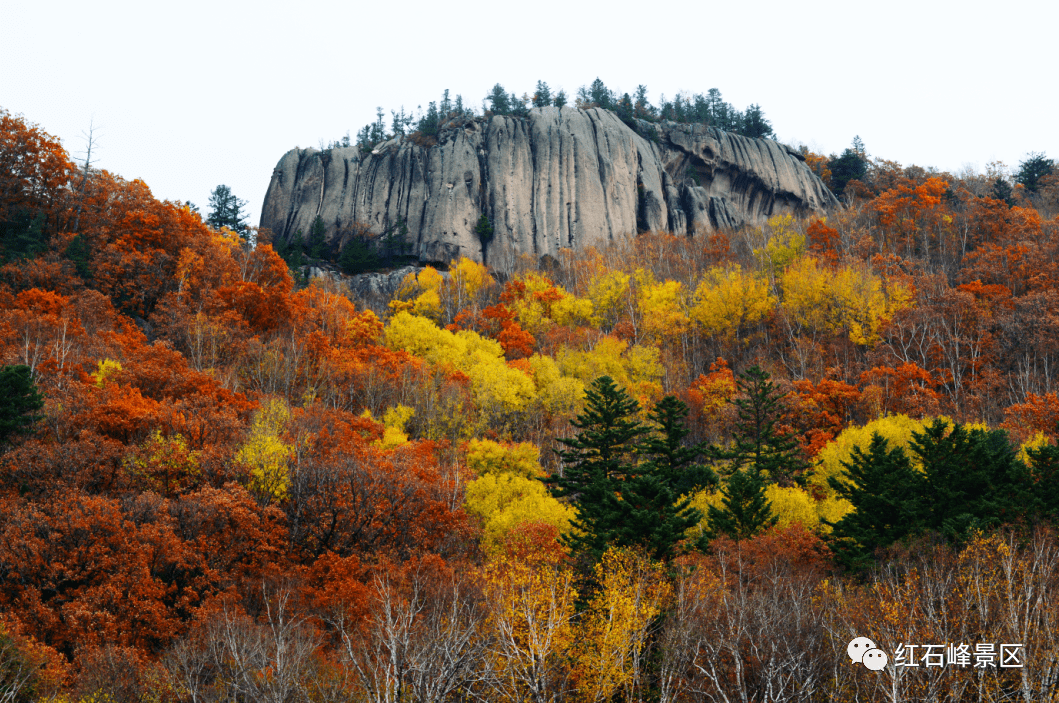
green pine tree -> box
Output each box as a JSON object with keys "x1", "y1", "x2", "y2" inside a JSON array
[
  {"x1": 307, "y1": 216, "x2": 328, "y2": 259},
  {"x1": 1015, "y1": 152, "x2": 1054, "y2": 193},
  {"x1": 206, "y1": 185, "x2": 249, "y2": 237},
  {"x1": 288, "y1": 230, "x2": 306, "y2": 268},
  {"x1": 1025, "y1": 442, "x2": 1059, "y2": 521},
  {"x1": 532, "y1": 80, "x2": 552, "y2": 108},
  {"x1": 474, "y1": 214, "x2": 494, "y2": 245},
  {"x1": 826, "y1": 433, "x2": 924, "y2": 571},
  {"x1": 617, "y1": 396, "x2": 717, "y2": 561},
  {"x1": 64, "y1": 233, "x2": 92, "y2": 279},
  {"x1": 721, "y1": 365, "x2": 810, "y2": 487},
  {"x1": 0, "y1": 208, "x2": 47, "y2": 263},
  {"x1": 739, "y1": 104, "x2": 773, "y2": 139},
  {"x1": 0, "y1": 365, "x2": 44, "y2": 446},
  {"x1": 588, "y1": 78, "x2": 612, "y2": 109},
  {"x1": 416, "y1": 101, "x2": 440, "y2": 137},
  {"x1": 992, "y1": 176, "x2": 1015, "y2": 206},
  {"x1": 639, "y1": 396, "x2": 717, "y2": 496},
  {"x1": 829, "y1": 143, "x2": 868, "y2": 195},
  {"x1": 703, "y1": 467, "x2": 777, "y2": 543},
  {"x1": 546, "y1": 375, "x2": 646, "y2": 561},
  {"x1": 338, "y1": 234, "x2": 378, "y2": 274},
  {"x1": 271, "y1": 233, "x2": 290, "y2": 260},
  {"x1": 910, "y1": 419, "x2": 1032, "y2": 539},
  {"x1": 486, "y1": 84, "x2": 511, "y2": 115}
]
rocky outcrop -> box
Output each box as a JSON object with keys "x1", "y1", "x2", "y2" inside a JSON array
[
  {"x1": 260, "y1": 107, "x2": 838, "y2": 272},
  {"x1": 300, "y1": 264, "x2": 419, "y2": 313}
]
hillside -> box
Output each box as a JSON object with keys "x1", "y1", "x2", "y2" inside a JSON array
[{"x1": 2, "y1": 104, "x2": 1059, "y2": 701}]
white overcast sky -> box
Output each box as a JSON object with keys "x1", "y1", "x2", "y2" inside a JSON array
[{"x1": 2, "y1": 0, "x2": 1055, "y2": 226}]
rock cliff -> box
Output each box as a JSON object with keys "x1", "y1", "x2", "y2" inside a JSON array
[{"x1": 260, "y1": 106, "x2": 838, "y2": 271}]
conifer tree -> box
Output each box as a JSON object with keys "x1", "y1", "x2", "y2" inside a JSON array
[
  {"x1": 1016, "y1": 152, "x2": 1054, "y2": 193},
  {"x1": 992, "y1": 176, "x2": 1015, "y2": 205},
  {"x1": 588, "y1": 78, "x2": 612, "y2": 109},
  {"x1": 64, "y1": 233, "x2": 91, "y2": 279},
  {"x1": 546, "y1": 376, "x2": 645, "y2": 560},
  {"x1": 486, "y1": 84, "x2": 511, "y2": 115},
  {"x1": 307, "y1": 216, "x2": 328, "y2": 259},
  {"x1": 703, "y1": 467, "x2": 777, "y2": 543},
  {"x1": 532, "y1": 80, "x2": 552, "y2": 108},
  {"x1": 206, "y1": 185, "x2": 249, "y2": 236},
  {"x1": 618, "y1": 396, "x2": 716, "y2": 561},
  {"x1": 279, "y1": 229, "x2": 306, "y2": 273},
  {"x1": 910, "y1": 420, "x2": 1031, "y2": 538},
  {"x1": 639, "y1": 396, "x2": 717, "y2": 496},
  {"x1": 474, "y1": 214, "x2": 493, "y2": 245},
  {"x1": 0, "y1": 365, "x2": 44, "y2": 445},
  {"x1": 829, "y1": 143, "x2": 868, "y2": 195},
  {"x1": 826, "y1": 433, "x2": 924, "y2": 571},
  {"x1": 722, "y1": 365, "x2": 810, "y2": 487},
  {"x1": 1025, "y1": 442, "x2": 1059, "y2": 521},
  {"x1": 633, "y1": 85, "x2": 651, "y2": 118},
  {"x1": 740, "y1": 104, "x2": 773, "y2": 139},
  {"x1": 0, "y1": 209, "x2": 47, "y2": 263},
  {"x1": 338, "y1": 234, "x2": 378, "y2": 274}
]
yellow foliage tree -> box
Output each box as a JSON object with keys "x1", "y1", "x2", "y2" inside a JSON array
[
  {"x1": 388, "y1": 258, "x2": 495, "y2": 324},
  {"x1": 480, "y1": 553, "x2": 578, "y2": 703},
  {"x1": 1017, "y1": 431, "x2": 1050, "y2": 466},
  {"x1": 236, "y1": 398, "x2": 292, "y2": 502},
  {"x1": 636, "y1": 274, "x2": 688, "y2": 342},
  {"x1": 374, "y1": 404, "x2": 414, "y2": 448},
  {"x1": 468, "y1": 438, "x2": 543, "y2": 478},
  {"x1": 551, "y1": 294, "x2": 595, "y2": 328},
  {"x1": 781, "y1": 256, "x2": 912, "y2": 345},
  {"x1": 386, "y1": 312, "x2": 537, "y2": 417},
  {"x1": 556, "y1": 337, "x2": 663, "y2": 407},
  {"x1": 586, "y1": 269, "x2": 631, "y2": 331},
  {"x1": 750, "y1": 213, "x2": 806, "y2": 278},
  {"x1": 467, "y1": 355, "x2": 539, "y2": 419},
  {"x1": 527, "y1": 354, "x2": 586, "y2": 417},
  {"x1": 465, "y1": 473, "x2": 577, "y2": 551},
  {"x1": 92, "y1": 358, "x2": 123, "y2": 387},
  {"x1": 691, "y1": 265, "x2": 776, "y2": 337},
  {"x1": 574, "y1": 548, "x2": 672, "y2": 703},
  {"x1": 389, "y1": 266, "x2": 445, "y2": 320},
  {"x1": 507, "y1": 271, "x2": 569, "y2": 335},
  {"x1": 452, "y1": 256, "x2": 494, "y2": 302},
  {"x1": 125, "y1": 429, "x2": 200, "y2": 497},
  {"x1": 764, "y1": 485, "x2": 819, "y2": 530}
]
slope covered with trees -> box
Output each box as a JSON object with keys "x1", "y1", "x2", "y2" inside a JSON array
[{"x1": 2, "y1": 106, "x2": 1059, "y2": 701}]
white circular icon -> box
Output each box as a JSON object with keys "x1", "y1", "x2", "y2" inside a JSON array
[
  {"x1": 847, "y1": 637, "x2": 877, "y2": 663},
  {"x1": 863, "y1": 648, "x2": 888, "y2": 671}
]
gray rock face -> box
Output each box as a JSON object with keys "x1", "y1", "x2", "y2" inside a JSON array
[
  {"x1": 260, "y1": 107, "x2": 838, "y2": 272},
  {"x1": 299, "y1": 264, "x2": 420, "y2": 314},
  {"x1": 344, "y1": 265, "x2": 420, "y2": 302}
]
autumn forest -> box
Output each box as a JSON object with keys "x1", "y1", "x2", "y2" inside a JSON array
[{"x1": 2, "y1": 105, "x2": 1059, "y2": 702}]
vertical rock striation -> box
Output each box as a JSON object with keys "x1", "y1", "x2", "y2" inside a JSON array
[{"x1": 260, "y1": 106, "x2": 838, "y2": 272}]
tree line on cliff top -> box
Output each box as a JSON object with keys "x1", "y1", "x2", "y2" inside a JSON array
[{"x1": 339, "y1": 78, "x2": 774, "y2": 153}]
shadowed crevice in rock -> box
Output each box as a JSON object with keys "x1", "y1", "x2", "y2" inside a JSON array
[{"x1": 260, "y1": 107, "x2": 839, "y2": 272}]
